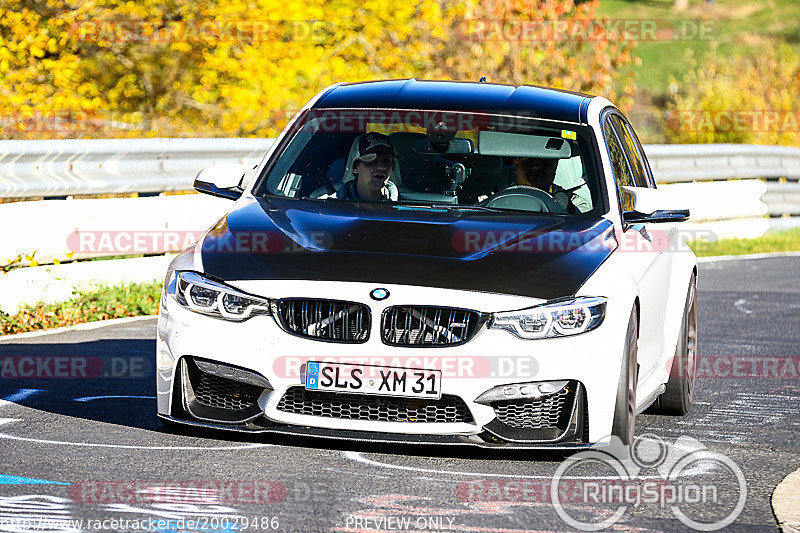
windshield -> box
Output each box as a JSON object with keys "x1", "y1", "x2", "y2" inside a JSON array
[{"x1": 254, "y1": 109, "x2": 603, "y2": 215}]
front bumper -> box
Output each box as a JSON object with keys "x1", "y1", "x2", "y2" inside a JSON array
[{"x1": 157, "y1": 280, "x2": 630, "y2": 448}]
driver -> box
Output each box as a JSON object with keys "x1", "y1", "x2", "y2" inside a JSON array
[
  {"x1": 513, "y1": 157, "x2": 590, "y2": 213},
  {"x1": 336, "y1": 133, "x2": 399, "y2": 201},
  {"x1": 514, "y1": 157, "x2": 558, "y2": 191}
]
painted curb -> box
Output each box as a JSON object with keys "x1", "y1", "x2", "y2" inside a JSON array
[
  {"x1": 0, "y1": 315, "x2": 157, "y2": 342},
  {"x1": 773, "y1": 467, "x2": 800, "y2": 533},
  {"x1": 0, "y1": 254, "x2": 173, "y2": 313}
]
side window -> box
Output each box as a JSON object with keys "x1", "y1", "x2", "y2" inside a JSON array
[
  {"x1": 623, "y1": 121, "x2": 656, "y2": 188},
  {"x1": 610, "y1": 115, "x2": 648, "y2": 188},
  {"x1": 603, "y1": 118, "x2": 635, "y2": 212}
]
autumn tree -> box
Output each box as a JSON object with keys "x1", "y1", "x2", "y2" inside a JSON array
[{"x1": 0, "y1": 0, "x2": 637, "y2": 139}]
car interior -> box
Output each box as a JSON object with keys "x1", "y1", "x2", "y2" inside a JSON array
[{"x1": 263, "y1": 125, "x2": 596, "y2": 214}]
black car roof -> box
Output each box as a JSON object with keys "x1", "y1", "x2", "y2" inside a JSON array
[{"x1": 312, "y1": 79, "x2": 594, "y2": 124}]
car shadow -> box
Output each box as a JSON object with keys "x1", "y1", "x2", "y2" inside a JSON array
[
  {"x1": 0, "y1": 339, "x2": 160, "y2": 430},
  {"x1": 0, "y1": 338, "x2": 571, "y2": 462}
]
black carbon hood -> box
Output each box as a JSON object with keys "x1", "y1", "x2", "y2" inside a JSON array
[{"x1": 200, "y1": 197, "x2": 616, "y2": 300}]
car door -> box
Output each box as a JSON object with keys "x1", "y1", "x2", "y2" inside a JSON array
[{"x1": 602, "y1": 111, "x2": 672, "y2": 379}]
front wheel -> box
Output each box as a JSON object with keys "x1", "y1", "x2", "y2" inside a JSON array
[
  {"x1": 611, "y1": 307, "x2": 638, "y2": 445},
  {"x1": 649, "y1": 273, "x2": 698, "y2": 415}
]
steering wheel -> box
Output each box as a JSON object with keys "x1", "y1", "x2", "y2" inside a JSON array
[{"x1": 477, "y1": 185, "x2": 566, "y2": 213}]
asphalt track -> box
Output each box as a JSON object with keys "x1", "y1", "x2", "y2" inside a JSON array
[{"x1": 0, "y1": 256, "x2": 798, "y2": 532}]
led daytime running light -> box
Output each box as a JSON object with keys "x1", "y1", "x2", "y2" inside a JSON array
[
  {"x1": 172, "y1": 271, "x2": 271, "y2": 321},
  {"x1": 490, "y1": 297, "x2": 606, "y2": 339}
]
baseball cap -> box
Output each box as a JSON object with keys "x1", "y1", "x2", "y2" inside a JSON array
[{"x1": 356, "y1": 133, "x2": 396, "y2": 163}]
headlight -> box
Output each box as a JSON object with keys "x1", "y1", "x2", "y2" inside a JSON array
[
  {"x1": 168, "y1": 271, "x2": 272, "y2": 321},
  {"x1": 489, "y1": 297, "x2": 606, "y2": 339}
]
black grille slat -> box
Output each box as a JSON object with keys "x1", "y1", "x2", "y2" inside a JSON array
[
  {"x1": 418, "y1": 308, "x2": 428, "y2": 345},
  {"x1": 194, "y1": 373, "x2": 262, "y2": 411},
  {"x1": 327, "y1": 303, "x2": 336, "y2": 339},
  {"x1": 390, "y1": 308, "x2": 397, "y2": 341},
  {"x1": 344, "y1": 305, "x2": 350, "y2": 341},
  {"x1": 278, "y1": 299, "x2": 370, "y2": 342},
  {"x1": 277, "y1": 388, "x2": 473, "y2": 423},
  {"x1": 448, "y1": 310, "x2": 455, "y2": 341},
  {"x1": 492, "y1": 389, "x2": 571, "y2": 429},
  {"x1": 403, "y1": 307, "x2": 412, "y2": 344},
  {"x1": 356, "y1": 306, "x2": 364, "y2": 341},
  {"x1": 382, "y1": 306, "x2": 481, "y2": 347}
]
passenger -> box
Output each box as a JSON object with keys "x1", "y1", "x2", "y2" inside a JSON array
[{"x1": 336, "y1": 133, "x2": 399, "y2": 201}]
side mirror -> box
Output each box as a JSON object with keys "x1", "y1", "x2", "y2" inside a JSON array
[
  {"x1": 621, "y1": 186, "x2": 690, "y2": 224},
  {"x1": 623, "y1": 209, "x2": 690, "y2": 224},
  {"x1": 193, "y1": 164, "x2": 253, "y2": 200}
]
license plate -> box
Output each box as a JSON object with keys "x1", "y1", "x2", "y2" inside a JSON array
[{"x1": 304, "y1": 362, "x2": 442, "y2": 400}]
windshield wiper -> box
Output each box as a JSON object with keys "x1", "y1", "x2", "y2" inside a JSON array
[
  {"x1": 429, "y1": 204, "x2": 504, "y2": 212},
  {"x1": 393, "y1": 203, "x2": 503, "y2": 213}
]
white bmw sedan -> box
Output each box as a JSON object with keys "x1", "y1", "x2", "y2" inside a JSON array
[{"x1": 156, "y1": 79, "x2": 698, "y2": 448}]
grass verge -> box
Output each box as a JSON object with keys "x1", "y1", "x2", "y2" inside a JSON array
[
  {"x1": 598, "y1": 0, "x2": 800, "y2": 93},
  {"x1": 0, "y1": 281, "x2": 162, "y2": 336},
  {"x1": 688, "y1": 228, "x2": 800, "y2": 257}
]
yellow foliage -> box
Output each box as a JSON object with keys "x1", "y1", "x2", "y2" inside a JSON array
[
  {"x1": 0, "y1": 0, "x2": 636, "y2": 139},
  {"x1": 665, "y1": 46, "x2": 800, "y2": 146}
]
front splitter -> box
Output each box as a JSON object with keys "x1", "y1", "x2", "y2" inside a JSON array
[{"x1": 158, "y1": 414, "x2": 599, "y2": 450}]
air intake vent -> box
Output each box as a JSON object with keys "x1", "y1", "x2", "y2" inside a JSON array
[
  {"x1": 277, "y1": 387, "x2": 474, "y2": 423},
  {"x1": 179, "y1": 357, "x2": 268, "y2": 424},
  {"x1": 382, "y1": 306, "x2": 482, "y2": 346},
  {"x1": 480, "y1": 381, "x2": 586, "y2": 444},
  {"x1": 194, "y1": 373, "x2": 262, "y2": 412},
  {"x1": 492, "y1": 387, "x2": 572, "y2": 429},
  {"x1": 277, "y1": 299, "x2": 370, "y2": 343}
]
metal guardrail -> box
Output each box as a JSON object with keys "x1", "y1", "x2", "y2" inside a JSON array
[
  {"x1": 0, "y1": 138, "x2": 271, "y2": 198},
  {"x1": 645, "y1": 144, "x2": 800, "y2": 183},
  {"x1": 761, "y1": 182, "x2": 800, "y2": 217},
  {"x1": 645, "y1": 145, "x2": 800, "y2": 218}
]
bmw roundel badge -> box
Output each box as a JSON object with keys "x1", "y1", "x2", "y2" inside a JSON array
[{"x1": 370, "y1": 288, "x2": 390, "y2": 301}]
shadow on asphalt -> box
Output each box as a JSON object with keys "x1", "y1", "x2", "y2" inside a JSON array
[{"x1": 0, "y1": 339, "x2": 160, "y2": 430}]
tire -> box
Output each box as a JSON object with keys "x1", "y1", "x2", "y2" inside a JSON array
[
  {"x1": 649, "y1": 273, "x2": 698, "y2": 416},
  {"x1": 612, "y1": 307, "x2": 638, "y2": 446}
]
